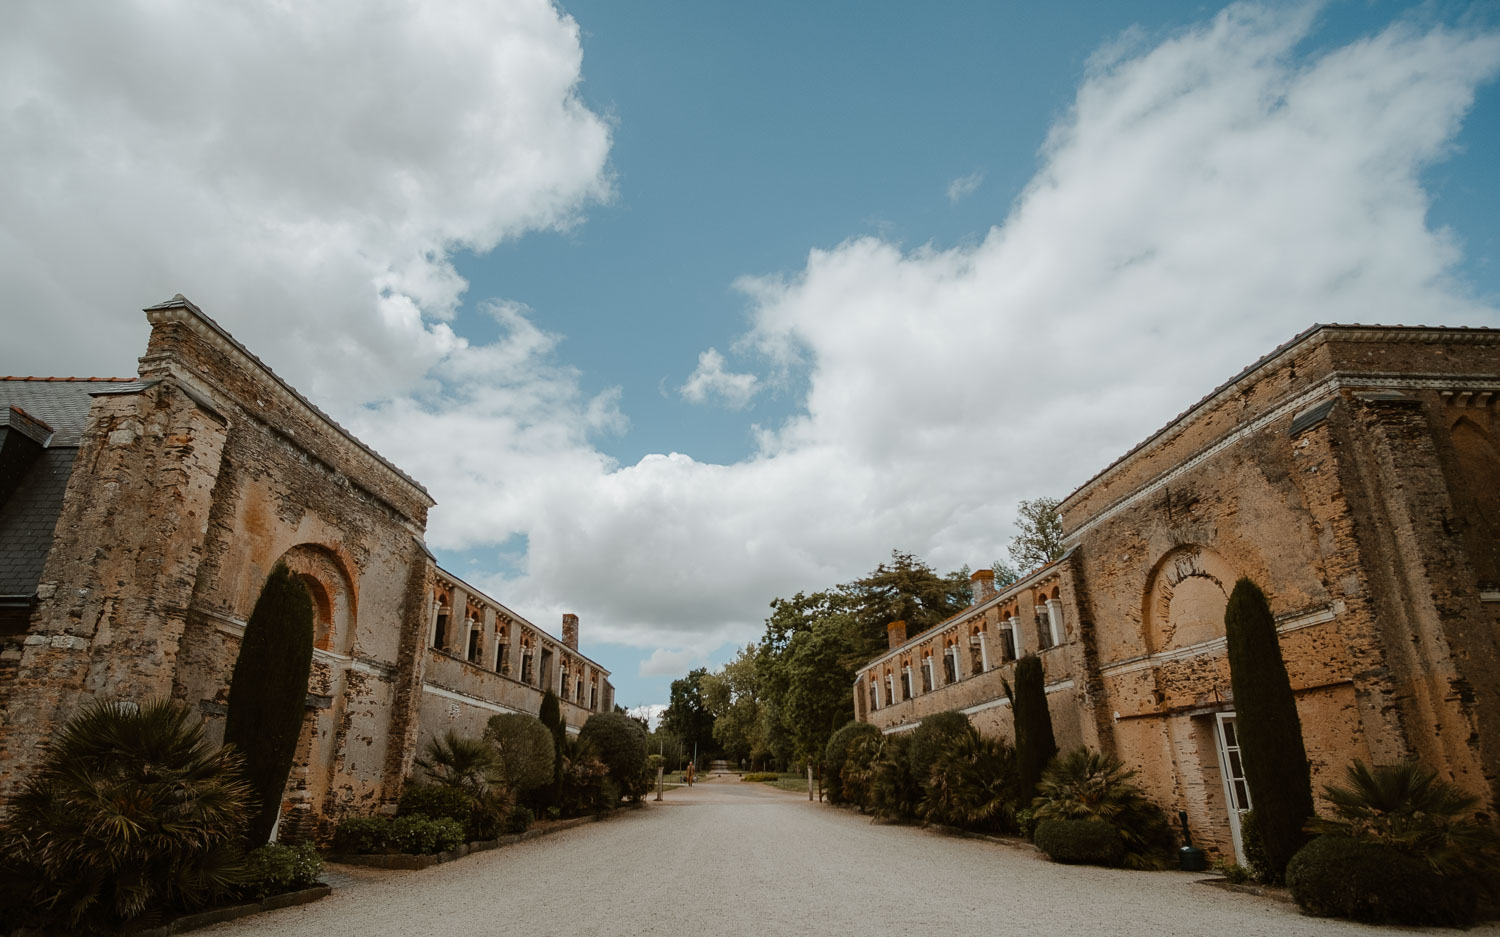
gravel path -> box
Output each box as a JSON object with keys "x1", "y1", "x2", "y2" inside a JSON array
[{"x1": 202, "y1": 779, "x2": 1498, "y2": 936}]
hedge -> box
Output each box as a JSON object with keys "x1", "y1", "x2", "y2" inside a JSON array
[
  {"x1": 1033, "y1": 818, "x2": 1125, "y2": 866},
  {"x1": 1285, "y1": 835, "x2": 1477, "y2": 927}
]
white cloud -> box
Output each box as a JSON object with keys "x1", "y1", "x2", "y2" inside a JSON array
[
  {"x1": 947, "y1": 171, "x2": 985, "y2": 203},
  {"x1": 0, "y1": 0, "x2": 611, "y2": 408},
  {"x1": 638, "y1": 648, "x2": 701, "y2": 677},
  {"x1": 355, "y1": 5, "x2": 1498, "y2": 655},
  {"x1": 627, "y1": 703, "x2": 666, "y2": 729},
  {"x1": 7, "y1": 2, "x2": 1498, "y2": 664},
  {"x1": 680, "y1": 348, "x2": 761, "y2": 409}
]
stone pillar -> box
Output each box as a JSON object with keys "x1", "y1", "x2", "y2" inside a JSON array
[
  {"x1": 562, "y1": 613, "x2": 579, "y2": 650},
  {"x1": 1046, "y1": 599, "x2": 1064, "y2": 644},
  {"x1": 446, "y1": 584, "x2": 468, "y2": 657}
]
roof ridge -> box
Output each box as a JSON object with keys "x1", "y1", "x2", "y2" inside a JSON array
[{"x1": 0, "y1": 376, "x2": 135, "y2": 382}]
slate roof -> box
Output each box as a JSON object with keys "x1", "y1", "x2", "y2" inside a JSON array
[
  {"x1": 0, "y1": 446, "x2": 76, "y2": 595},
  {"x1": 0, "y1": 378, "x2": 144, "y2": 446},
  {"x1": 0, "y1": 379, "x2": 141, "y2": 597}
]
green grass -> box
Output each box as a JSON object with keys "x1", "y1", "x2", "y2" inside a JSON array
[{"x1": 750, "y1": 773, "x2": 813, "y2": 794}]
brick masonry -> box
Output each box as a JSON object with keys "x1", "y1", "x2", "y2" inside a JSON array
[
  {"x1": 856, "y1": 325, "x2": 1500, "y2": 862},
  {"x1": 0, "y1": 296, "x2": 613, "y2": 841}
]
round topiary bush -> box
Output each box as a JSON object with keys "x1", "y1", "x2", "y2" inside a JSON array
[
  {"x1": 1033, "y1": 818, "x2": 1125, "y2": 866},
  {"x1": 1285, "y1": 836, "x2": 1476, "y2": 927},
  {"x1": 823, "y1": 721, "x2": 880, "y2": 804},
  {"x1": 579, "y1": 712, "x2": 648, "y2": 802},
  {"x1": 485, "y1": 713, "x2": 556, "y2": 796}
]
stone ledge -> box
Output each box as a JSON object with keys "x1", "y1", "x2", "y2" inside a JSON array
[
  {"x1": 131, "y1": 884, "x2": 332, "y2": 937},
  {"x1": 334, "y1": 803, "x2": 645, "y2": 870}
]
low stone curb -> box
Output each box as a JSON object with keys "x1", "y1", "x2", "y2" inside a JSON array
[
  {"x1": 335, "y1": 803, "x2": 645, "y2": 871},
  {"x1": 1196, "y1": 878, "x2": 1296, "y2": 903},
  {"x1": 132, "y1": 884, "x2": 333, "y2": 937}
]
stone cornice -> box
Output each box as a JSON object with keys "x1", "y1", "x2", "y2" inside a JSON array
[{"x1": 141, "y1": 295, "x2": 434, "y2": 510}]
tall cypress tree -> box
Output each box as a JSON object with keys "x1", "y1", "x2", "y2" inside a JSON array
[
  {"x1": 224, "y1": 563, "x2": 315, "y2": 845},
  {"x1": 1007, "y1": 654, "x2": 1057, "y2": 805},
  {"x1": 539, "y1": 689, "x2": 564, "y2": 807},
  {"x1": 1224, "y1": 577, "x2": 1314, "y2": 882}
]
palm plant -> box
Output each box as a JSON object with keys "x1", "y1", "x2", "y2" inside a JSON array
[
  {"x1": 1034, "y1": 748, "x2": 1174, "y2": 869},
  {"x1": 413, "y1": 730, "x2": 511, "y2": 838},
  {"x1": 840, "y1": 733, "x2": 883, "y2": 812},
  {"x1": 0, "y1": 698, "x2": 253, "y2": 930},
  {"x1": 1308, "y1": 760, "x2": 1499, "y2": 881},
  {"x1": 868, "y1": 734, "x2": 921, "y2": 821},
  {"x1": 918, "y1": 726, "x2": 1018, "y2": 833}
]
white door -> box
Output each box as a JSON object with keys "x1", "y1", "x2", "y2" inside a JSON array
[{"x1": 1214, "y1": 712, "x2": 1253, "y2": 862}]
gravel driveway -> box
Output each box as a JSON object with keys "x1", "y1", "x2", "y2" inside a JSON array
[{"x1": 202, "y1": 779, "x2": 1498, "y2": 936}]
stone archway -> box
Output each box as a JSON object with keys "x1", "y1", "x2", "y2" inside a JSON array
[
  {"x1": 268, "y1": 543, "x2": 358, "y2": 840},
  {"x1": 1141, "y1": 544, "x2": 1238, "y2": 655}
]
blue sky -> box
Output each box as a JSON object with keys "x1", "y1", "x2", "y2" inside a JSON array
[{"x1": 3, "y1": 0, "x2": 1498, "y2": 714}]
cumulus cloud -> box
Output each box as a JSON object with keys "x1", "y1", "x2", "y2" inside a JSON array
[
  {"x1": 947, "y1": 171, "x2": 985, "y2": 203},
  {"x1": 358, "y1": 4, "x2": 1499, "y2": 656},
  {"x1": 680, "y1": 348, "x2": 761, "y2": 408},
  {"x1": 639, "y1": 648, "x2": 701, "y2": 677},
  {"x1": 6, "y1": 2, "x2": 1498, "y2": 668},
  {"x1": 0, "y1": 0, "x2": 611, "y2": 408}
]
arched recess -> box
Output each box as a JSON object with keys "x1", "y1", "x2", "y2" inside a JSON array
[
  {"x1": 1449, "y1": 417, "x2": 1500, "y2": 584},
  {"x1": 274, "y1": 543, "x2": 358, "y2": 656},
  {"x1": 266, "y1": 542, "x2": 357, "y2": 840},
  {"x1": 1142, "y1": 544, "x2": 1238, "y2": 655}
]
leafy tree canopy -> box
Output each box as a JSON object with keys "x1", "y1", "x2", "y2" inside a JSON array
[{"x1": 1006, "y1": 497, "x2": 1066, "y2": 572}]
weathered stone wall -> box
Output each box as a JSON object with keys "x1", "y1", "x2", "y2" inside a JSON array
[
  {"x1": 0, "y1": 378, "x2": 230, "y2": 801},
  {"x1": 853, "y1": 326, "x2": 1499, "y2": 865}
]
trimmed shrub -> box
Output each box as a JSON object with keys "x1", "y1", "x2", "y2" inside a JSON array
[
  {"x1": 1034, "y1": 819, "x2": 1125, "y2": 866},
  {"x1": 580, "y1": 712, "x2": 649, "y2": 802},
  {"x1": 333, "y1": 816, "x2": 394, "y2": 855},
  {"x1": 743, "y1": 772, "x2": 781, "y2": 782},
  {"x1": 906, "y1": 711, "x2": 970, "y2": 788},
  {"x1": 1286, "y1": 836, "x2": 1476, "y2": 927},
  {"x1": 241, "y1": 843, "x2": 323, "y2": 900},
  {"x1": 485, "y1": 713, "x2": 556, "y2": 796},
  {"x1": 398, "y1": 783, "x2": 472, "y2": 826},
  {"x1": 1224, "y1": 577, "x2": 1314, "y2": 882},
  {"x1": 504, "y1": 805, "x2": 534, "y2": 834},
  {"x1": 387, "y1": 815, "x2": 465, "y2": 855},
  {"x1": 1007, "y1": 655, "x2": 1057, "y2": 804},
  {"x1": 823, "y1": 721, "x2": 880, "y2": 804},
  {"x1": 332, "y1": 814, "x2": 464, "y2": 855},
  {"x1": 224, "y1": 563, "x2": 315, "y2": 846},
  {"x1": 0, "y1": 699, "x2": 253, "y2": 931},
  {"x1": 1034, "y1": 748, "x2": 1175, "y2": 869}
]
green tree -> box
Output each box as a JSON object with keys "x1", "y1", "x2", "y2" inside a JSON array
[
  {"x1": 706, "y1": 645, "x2": 766, "y2": 766},
  {"x1": 1007, "y1": 497, "x2": 1065, "y2": 571},
  {"x1": 662, "y1": 668, "x2": 716, "y2": 763},
  {"x1": 782, "y1": 621, "x2": 857, "y2": 761},
  {"x1": 847, "y1": 551, "x2": 972, "y2": 651},
  {"x1": 823, "y1": 721, "x2": 881, "y2": 804},
  {"x1": 224, "y1": 563, "x2": 315, "y2": 845},
  {"x1": 579, "y1": 712, "x2": 649, "y2": 801},
  {"x1": 992, "y1": 561, "x2": 1020, "y2": 588},
  {"x1": 1224, "y1": 577, "x2": 1314, "y2": 882},
  {"x1": 1007, "y1": 655, "x2": 1057, "y2": 804},
  {"x1": 539, "y1": 689, "x2": 565, "y2": 807}
]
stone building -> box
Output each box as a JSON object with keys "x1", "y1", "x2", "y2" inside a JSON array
[
  {"x1": 0, "y1": 295, "x2": 612, "y2": 838},
  {"x1": 855, "y1": 324, "x2": 1499, "y2": 863}
]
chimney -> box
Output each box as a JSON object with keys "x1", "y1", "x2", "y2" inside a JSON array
[
  {"x1": 562, "y1": 613, "x2": 579, "y2": 650},
  {"x1": 970, "y1": 568, "x2": 997, "y2": 605},
  {"x1": 886, "y1": 619, "x2": 907, "y2": 650}
]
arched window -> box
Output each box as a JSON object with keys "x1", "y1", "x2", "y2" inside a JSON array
[{"x1": 921, "y1": 651, "x2": 934, "y2": 693}]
